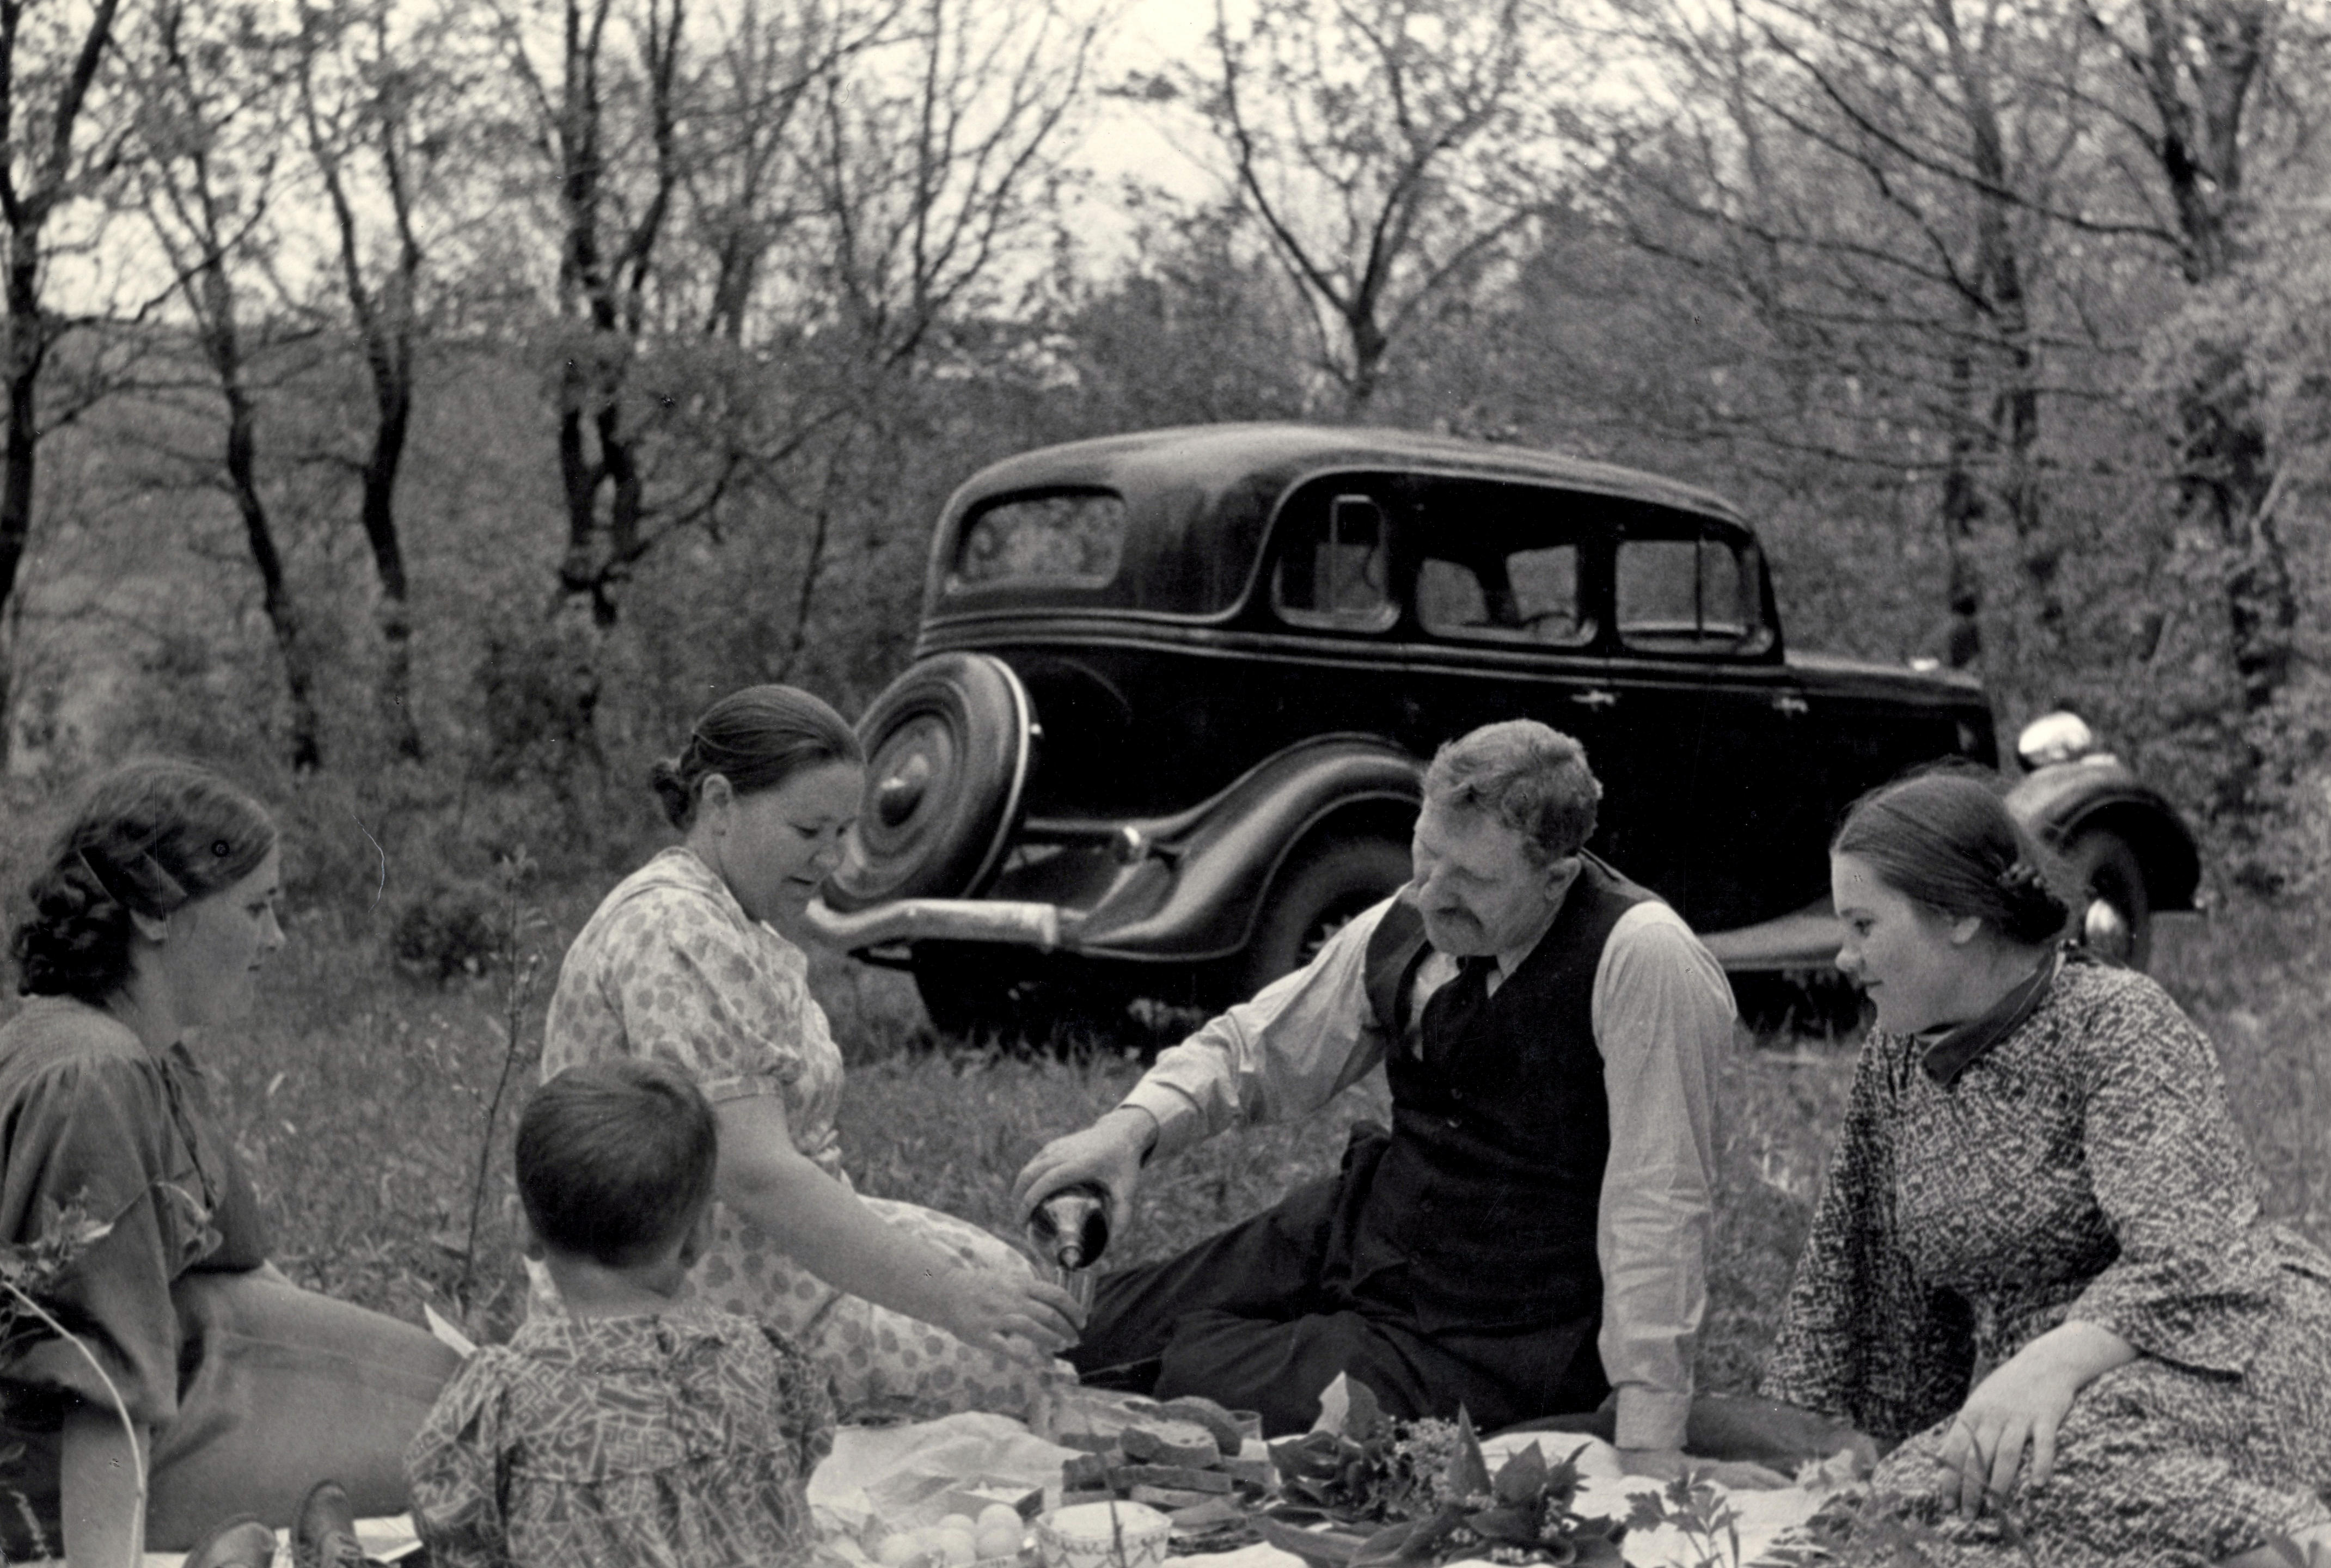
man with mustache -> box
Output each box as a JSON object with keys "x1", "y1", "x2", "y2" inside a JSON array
[{"x1": 1014, "y1": 719, "x2": 1730, "y2": 1477}]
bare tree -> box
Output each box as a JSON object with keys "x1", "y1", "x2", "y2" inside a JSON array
[
  {"x1": 2088, "y1": 0, "x2": 2298, "y2": 823},
  {"x1": 1171, "y1": 0, "x2": 1553, "y2": 413},
  {"x1": 293, "y1": 0, "x2": 457, "y2": 762},
  {"x1": 492, "y1": 0, "x2": 888, "y2": 630},
  {"x1": 0, "y1": 0, "x2": 127, "y2": 761},
  {"x1": 802, "y1": 0, "x2": 1097, "y2": 370},
  {"x1": 1600, "y1": 0, "x2": 2156, "y2": 682},
  {"x1": 132, "y1": 0, "x2": 328, "y2": 772}
]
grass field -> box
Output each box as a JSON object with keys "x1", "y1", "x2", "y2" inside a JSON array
[{"x1": 58, "y1": 882, "x2": 2330, "y2": 1398}]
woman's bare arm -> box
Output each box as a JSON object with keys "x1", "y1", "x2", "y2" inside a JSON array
[{"x1": 713, "y1": 1095, "x2": 1081, "y2": 1359}]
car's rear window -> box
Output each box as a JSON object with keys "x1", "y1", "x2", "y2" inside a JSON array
[
  {"x1": 951, "y1": 490, "x2": 1127, "y2": 589},
  {"x1": 1616, "y1": 532, "x2": 1764, "y2": 651}
]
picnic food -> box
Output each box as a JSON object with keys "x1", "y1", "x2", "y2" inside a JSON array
[
  {"x1": 1055, "y1": 1399, "x2": 1269, "y2": 1554},
  {"x1": 1036, "y1": 1500, "x2": 1172, "y2": 1568}
]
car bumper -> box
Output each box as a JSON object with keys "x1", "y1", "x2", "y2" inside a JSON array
[{"x1": 803, "y1": 896, "x2": 1088, "y2": 953}]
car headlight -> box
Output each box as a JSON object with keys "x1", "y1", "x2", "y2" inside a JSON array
[{"x1": 2017, "y1": 710, "x2": 2097, "y2": 770}]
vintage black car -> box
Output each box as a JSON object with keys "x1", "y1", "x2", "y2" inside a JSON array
[{"x1": 809, "y1": 424, "x2": 2199, "y2": 1034}]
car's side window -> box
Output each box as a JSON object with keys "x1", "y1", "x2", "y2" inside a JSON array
[
  {"x1": 1615, "y1": 532, "x2": 1761, "y2": 652},
  {"x1": 1417, "y1": 544, "x2": 1587, "y2": 646},
  {"x1": 1274, "y1": 492, "x2": 1395, "y2": 630}
]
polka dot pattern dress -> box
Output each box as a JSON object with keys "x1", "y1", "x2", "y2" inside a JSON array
[{"x1": 541, "y1": 847, "x2": 1066, "y2": 1423}]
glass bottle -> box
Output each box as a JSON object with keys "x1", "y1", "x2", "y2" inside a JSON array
[{"x1": 1027, "y1": 1181, "x2": 1109, "y2": 1312}]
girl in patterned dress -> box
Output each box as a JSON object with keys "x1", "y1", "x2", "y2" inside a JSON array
[
  {"x1": 1761, "y1": 770, "x2": 2331, "y2": 1567},
  {"x1": 539, "y1": 685, "x2": 1081, "y2": 1423}
]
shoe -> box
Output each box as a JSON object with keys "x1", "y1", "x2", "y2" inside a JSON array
[
  {"x1": 180, "y1": 1515, "x2": 278, "y2": 1568},
  {"x1": 293, "y1": 1479, "x2": 368, "y2": 1568}
]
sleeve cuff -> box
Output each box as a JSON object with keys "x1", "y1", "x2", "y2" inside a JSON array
[
  {"x1": 1614, "y1": 1387, "x2": 1691, "y2": 1453},
  {"x1": 1117, "y1": 1081, "x2": 1200, "y2": 1157}
]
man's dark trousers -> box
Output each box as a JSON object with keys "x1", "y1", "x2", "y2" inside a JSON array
[{"x1": 1065, "y1": 1124, "x2": 1610, "y2": 1436}]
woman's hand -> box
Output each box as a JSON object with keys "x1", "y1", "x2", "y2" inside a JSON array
[
  {"x1": 1938, "y1": 1320, "x2": 2134, "y2": 1515},
  {"x1": 933, "y1": 1266, "x2": 1086, "y2": 1364}
]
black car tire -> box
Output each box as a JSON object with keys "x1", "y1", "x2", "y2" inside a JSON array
[
  {"x1": 2065, "y1": 828, "x2": 2151, "y2": 970},
  {"x1": 1237, "y1": 835, "x2": 1412, "y2": 1000},
  {"x1": 829, "y1": 652, "x2": 1032, "y2": 909}
]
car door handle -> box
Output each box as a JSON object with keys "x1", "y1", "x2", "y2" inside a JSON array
[
  {"x1": 1572, "y1": 689, "x2": 1618, "y2": 709},
  {"x1": 1773, "y1": 694, "x2": 1809, "y2": 716}
]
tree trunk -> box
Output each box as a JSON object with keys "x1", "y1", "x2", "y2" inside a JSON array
[
  {"x1": 1941, "y1": 336, "x2": 1985, "y2": 672},
  {"x1": 0, "y1": 231, "x2": 47, "y2": 771},
  {"x1": 358, "y1": 373, "x2": 422, "y2": 760},
  {"x1": 223, "y1": 373, "x2": 323, "y2": 773}
]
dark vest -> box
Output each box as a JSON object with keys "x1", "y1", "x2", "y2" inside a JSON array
[{"x1": 1351, "y1": 856, "x2": 1653, "y2": 1333}]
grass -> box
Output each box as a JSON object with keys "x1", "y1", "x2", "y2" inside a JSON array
[{"x1": 10, "y1": 879, "x2": 2322, "y2": 1399}]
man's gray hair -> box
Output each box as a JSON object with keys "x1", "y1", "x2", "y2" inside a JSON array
[{"x1": 1422, "y1": 720, "x2": 1601, "y2": 864}]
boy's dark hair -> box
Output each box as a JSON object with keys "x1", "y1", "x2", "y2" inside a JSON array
[{"x1": 516, "y1": 1059, "x2": 719, "y2": 1269}]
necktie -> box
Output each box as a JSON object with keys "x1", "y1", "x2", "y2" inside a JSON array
[{"x1": 1420, "y1": 953, "x2": 1496, "y2": 1068}]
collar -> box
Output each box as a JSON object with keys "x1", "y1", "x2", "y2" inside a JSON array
[
  {"x1": 511, "y1": 1299, "x2": 737, "y2": 1369},
  {"x1": 1919, "y1": 951, "x2": 2061, "y2": 1088}
]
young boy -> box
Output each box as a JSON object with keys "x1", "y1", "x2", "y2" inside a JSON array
[{"x1": 407, "y1": 1059, "x2": 836, "y2": 1567}]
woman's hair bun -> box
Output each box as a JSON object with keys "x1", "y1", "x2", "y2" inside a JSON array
[
  {"x1": 647, "y1": 754, "x2": 694, "y2": 830},
  {"x1": 1993, "y1": 857, "x2": 2071, "y2": 945},
  {"x1": 648, "y1": 685, "x2": 862, "y2": 831}
]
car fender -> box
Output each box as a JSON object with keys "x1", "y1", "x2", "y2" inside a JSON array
[
  {"x1": 1075, "y1": 734, "x2": 1423, "y2": 960},
  {"x1": 2003, "y1": 760, "x2": 2201, "y2": 912}
]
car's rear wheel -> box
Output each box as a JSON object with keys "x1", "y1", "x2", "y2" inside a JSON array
[
  {"x1": 1235, "y1": 835, "x2": 1412, "y2": 1001},
  {"x1": 828, "y1": 653, "x2": 1032, "y2": 910},
  {"x1": 2065, "y1": 828, "x2": 2151, "y2": 970}
]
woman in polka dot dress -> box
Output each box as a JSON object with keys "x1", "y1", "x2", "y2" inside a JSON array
[{"x1": 539, "y1": 685, "x2": 1081, "y2": 1423}]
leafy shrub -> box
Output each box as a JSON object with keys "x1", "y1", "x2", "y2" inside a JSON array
[{"x1": 391, "y1": 877, "x2": 503, "y2": 982}]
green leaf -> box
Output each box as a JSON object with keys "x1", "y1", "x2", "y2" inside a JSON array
[
  {"x1": 1491, "y1": 1441, "x2": 1547, "y2": 1505},
  {"x1": 1463, "y1": 1506, "x2": 1538, "y2": 1543},
  {"x1": 1569, "y1": 1534, "x2": 1628, "y2": 1568},
  {"x1": 1442, "y1": 1408, "x2": 1491, "y2": 1503},
  {"x1": 1348, "y1": 1518, "x2": 1421, "y2": 1568}
]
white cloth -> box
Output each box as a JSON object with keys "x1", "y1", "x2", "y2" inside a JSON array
[{"x1": 1119, "y1": 893, "x2": 1730, "y2": 1450}]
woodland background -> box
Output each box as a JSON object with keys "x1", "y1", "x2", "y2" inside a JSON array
[
  {"x1": 0, "y1": 0, "x2": 2325, "y2": 909},
  {"x1": 0, "y1": 0, "x2": 2323, "y2": 1339}
]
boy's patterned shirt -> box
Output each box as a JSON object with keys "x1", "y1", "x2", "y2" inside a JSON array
[{"x1": 407, "y1": 1301, "x2": 836, "y2": 1568}]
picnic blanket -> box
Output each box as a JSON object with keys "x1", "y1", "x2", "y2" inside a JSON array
[
  {"x1": 82, "y1": 1411, "x2": 1844, "y2": 1567},
  {"x1": 807, "y1": 1412, "x2": 1844, "y2": 1568}
]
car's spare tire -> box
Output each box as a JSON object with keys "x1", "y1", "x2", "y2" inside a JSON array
[{"x1": 827, "y1": 652, "x2": 1033, "y2": 910}]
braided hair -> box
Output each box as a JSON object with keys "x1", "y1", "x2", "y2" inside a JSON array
[
  {"x1": 13, "y1": 759, "x2": 277, "y2": 1002},
  {"x1": 1832, "y1": 768, "x2": 2070, "y2": 946}
]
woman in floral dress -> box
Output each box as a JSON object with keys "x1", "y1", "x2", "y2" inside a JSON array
[
  {"x1": 1761, "y1": 770, "x2": 2331, "y2": 1567},
  {"x1": 540, "y1": 684, "x2": 1081, "y2": 1422}
]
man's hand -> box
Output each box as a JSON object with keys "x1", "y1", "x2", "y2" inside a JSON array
[
  {"x1": 1012, "y1": 1106, "x2": 1155, "y2": 1238},
  {"x1": 1618, "y1": 1446, "x2": 1792, "y2": 1492}
]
